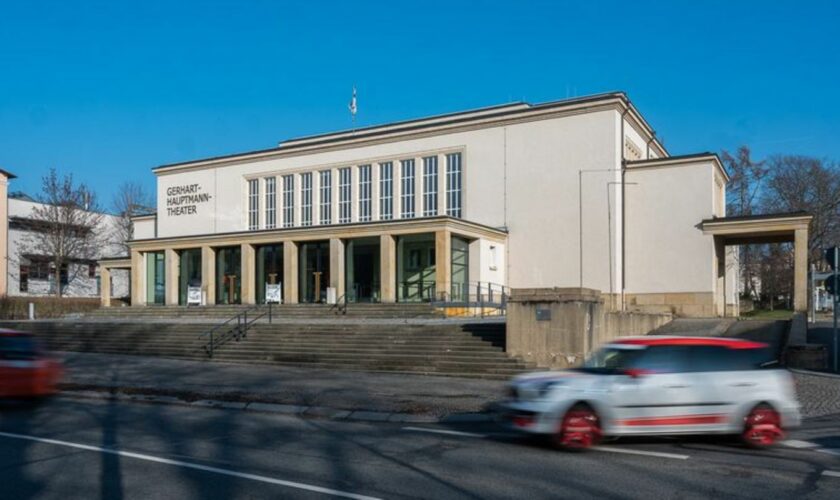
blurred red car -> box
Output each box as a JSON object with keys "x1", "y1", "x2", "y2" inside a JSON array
[{"x1": 0, "y1": 329, "x2": 63, "y2": 398}]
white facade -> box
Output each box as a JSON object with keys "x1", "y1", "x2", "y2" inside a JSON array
[
  {"x1": 130, "y1": 92, "x2": 738, "y2": 315},
  {"x1": 7, "y1": 195, "x2": 129, "y2": 298}
]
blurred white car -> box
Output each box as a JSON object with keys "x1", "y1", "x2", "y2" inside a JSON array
[{"x1": 498, "y1": 336, "x2": 800, "y2": 449}]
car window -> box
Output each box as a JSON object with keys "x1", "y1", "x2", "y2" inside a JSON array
[
  {"x1": 630, "y1": 346, "x2": 690, "y2": 373},
  {"x1": 0, "y1": 336, "x2": 40, "y2": 360},
  {"x1": 580, "y1": 346, "x2": 645, "y2": 373},
  {"x1": 687, "y1": 346, "x2": 771, "y2": 372}
]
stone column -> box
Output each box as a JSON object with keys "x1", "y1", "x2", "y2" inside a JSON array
[
  {"x1": 380, "y1": 234, "x2": 396, "y2": 303},
  {"x1": 202, "y1": 246, "x2": 216, "y2": 305},
  {"x1": 241, "y1": 243, "x2": 256, "y2": 304},
  {"x1": 130, "y1": 250, "x2": 144, "y2": 306},
  {"x1": 283, "y1": 240, "x2": 298, "y2": 304},
  {"x1": 101, "y1": 266, "x2": 111, "y2": 307},
  {"x1": 435, "y1": 229, "x2": 452, "y2": 301},
  {"x1": 330, "y1": 238, "x2": 345, "y2": 298},
  {"x1": 794, "y1": 228, "x2": 809, "y2": 313},
  {"x1": 165, "y1": 248, "x2": 179, "y2": 306}
]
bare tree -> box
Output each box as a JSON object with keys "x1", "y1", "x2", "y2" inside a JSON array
[
  {"x1": 112, "y1": 181, "x2": 155, "y2": 252},
  {"x1": 20, "y1": 169, "x2": 104, "y2": 297},
  {"x1": 761, "y1": 155, "x2": 840, "y2": 269},
  {"x1": 722, "y1": 146, "x2": 768, "y2": 298}
]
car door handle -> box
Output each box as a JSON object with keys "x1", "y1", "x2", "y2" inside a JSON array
[
  {"x1": 666, "y1": 385, "x2": 689, "y2": 389},
  {"x1": 729, "y1": 382, "x2": 757, "y2": 387}
]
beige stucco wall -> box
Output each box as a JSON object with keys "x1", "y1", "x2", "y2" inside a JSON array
[
  {"x1": 625, "y1": 160, "x2": 717, "y2": 297},
  {"x1": 154, "y1": 109, "x2": 626, "y2": 293},
  {"x1": 133, "y1": 218, "x2": 156, "y2": 240}
]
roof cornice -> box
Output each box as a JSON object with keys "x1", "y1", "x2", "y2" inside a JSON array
[
  {"x1": 153, "y1": 92, "x2": 667, "y2": 176},
  {"x1": 626, "y1": 153, "x2": 730, "y2": 183}
]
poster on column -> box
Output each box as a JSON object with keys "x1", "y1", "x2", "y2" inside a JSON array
[{"x1": 266, "y1": 283, "x2": 283, "y2": 304}]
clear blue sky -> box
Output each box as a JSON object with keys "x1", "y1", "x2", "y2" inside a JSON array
[{"x1": 1, "y1": 1, "x2": 838, "y2": 206}]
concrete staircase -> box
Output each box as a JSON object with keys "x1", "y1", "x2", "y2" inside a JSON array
[
  {"x1": 80, "y1": 303, "x2": 445, "y2": 321},
  {"x1": 1, "y1": 315, "x2": 530, "y2": 379}
]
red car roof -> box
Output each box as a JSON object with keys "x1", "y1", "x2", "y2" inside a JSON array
[{"x1": 612, "y1": 336, "x2": 768, "y2": 350}]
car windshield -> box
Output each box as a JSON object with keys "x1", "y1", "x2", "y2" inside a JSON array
[
  {"x1": 576, "y1": 345, "x2": 646, "y2": 374},
  {"x1": 0, "y1": 335, "x2": 42, "y2": 360}
]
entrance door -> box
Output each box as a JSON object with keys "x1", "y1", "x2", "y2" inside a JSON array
[
  {"x1": 299, "y1": 241, "x2": 330, "y2": 303},
  {"x1": 178, "y1": 248, "x2": 202, "y2": 305},
  {"x1": 215, "y1": 246, "x2": 242, "y2": 304},
  {"x1": 346, "y1": 237, "x2": 380, "y2": 302},
  {"x1": 256, "y1": 244, "x2": 284, "y2": 304}
]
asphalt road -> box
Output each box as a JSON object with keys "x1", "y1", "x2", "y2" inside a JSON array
[{"x1": 1, "y1": 396, "x2": 839, "y2": 500}]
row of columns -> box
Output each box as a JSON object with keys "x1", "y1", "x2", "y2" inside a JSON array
[{"x1": 129, "y1": 229, "x2": 453, "y2": 306}]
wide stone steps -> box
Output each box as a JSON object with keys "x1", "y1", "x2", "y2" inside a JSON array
[
  {"x1": 0, "y1": 319, "x2": 525, "y2": 379},
  {"x1": 82, "y1": 304, "x2": 445, "y2": 320}
]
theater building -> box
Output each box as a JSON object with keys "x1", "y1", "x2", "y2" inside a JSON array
[{"x1": 103, "y1": 92, "x2": 811, "y2": 317}]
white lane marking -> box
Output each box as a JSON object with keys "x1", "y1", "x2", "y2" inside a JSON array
[
  {"x1": 0, "y1": 431, "x2": 381, "y2": 500},
  {"x1": 593, "y1": 446, "x2": 690, "y2": 460},
  {"x1": 782, "y1": 439, "x2": 820, "y2": 449},
  {"x1": 822, "y1": 470, "x2": 840, "y2": 478},
  {"x1": 402, "y1": 427, "x2": 486, "y2": 438}
]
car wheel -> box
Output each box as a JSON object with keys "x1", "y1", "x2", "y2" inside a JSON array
[
  {"x1": 742, "y1": 404, "x2": 783, "y2": 448},
  {"x1": 554, "y1": 404, "x2": 601, "y2": 451}
]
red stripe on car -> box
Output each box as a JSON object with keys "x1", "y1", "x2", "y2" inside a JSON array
[{"x1": 619, "y1": 414, "x2": 728, "y2": 426}]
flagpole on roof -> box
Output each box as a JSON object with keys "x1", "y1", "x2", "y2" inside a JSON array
[{"x1": 348, "y1": 86, "x2": 357, "y2": 134}]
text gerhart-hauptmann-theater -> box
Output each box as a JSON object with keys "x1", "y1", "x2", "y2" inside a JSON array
[{"x1": 98, "y1": 92, "x2": 813, "y2": 317}]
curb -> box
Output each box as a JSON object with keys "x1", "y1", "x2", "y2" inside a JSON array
[
  {"x1": 57, "y1": 389, "x2": 494, "y2": 425},
  {"x1": 790, "y1": 368, "x2": 840, "y2": 379}
]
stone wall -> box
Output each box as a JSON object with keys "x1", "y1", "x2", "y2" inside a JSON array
[{"x1": 507, "y1": 288, "x2": 672, "y2": 369}]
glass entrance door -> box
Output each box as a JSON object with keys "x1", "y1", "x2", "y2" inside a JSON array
[
  {"x1": 256, "y1": 244, "x2": 284, "y2": 304},
  {"x1": 178, "y1": 248, "x2": 202, "y2": 305},
  {"x1": 145, "y1": 251, "x2": 165, "y2": 305},
  {"x1": 215, "y1": 246, "x2": 242, "y2": 304},
  {"x1": 397, "y1": 234, "x2": 436, "y2": 302},
  {"x1": 346, "y1": 237, "x2": 380, "y2": 302},
  {"x1": 299, "y1": 241, "x2": 330, "y2": 303}
]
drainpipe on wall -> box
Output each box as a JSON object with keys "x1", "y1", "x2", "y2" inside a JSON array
[{"x1": 620, "y1": 107, "x2": 630, "y2": 312}]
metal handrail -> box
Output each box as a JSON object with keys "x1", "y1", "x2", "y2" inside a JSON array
[
  {"x1": 433, "y1": 281, "x2": 509, "y2": 317},
  {"x1": 330, "y1": 293, "x2": 349, "y2": 315},
  {"x1": 199, "y1": 303, "x2": 275, "y2": 358}
]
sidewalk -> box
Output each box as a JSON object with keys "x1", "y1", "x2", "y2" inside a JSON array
[{"x1": 56, "y1": 351, "x2": 506, "y2": 418}]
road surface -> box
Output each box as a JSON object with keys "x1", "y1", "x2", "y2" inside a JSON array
[{"x1": 1, "y1": 396, "x2": 839, "y2": 499}]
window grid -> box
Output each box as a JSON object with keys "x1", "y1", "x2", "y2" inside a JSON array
[
  {"x1": 301, "y1": 172, "x2": 313, "y2": 226},
  {"x1": 400, "y1": 159, "x2": 415, "y2": 219},
  {"x1": 248, "y1": 179, "x2": 259, "y2": 230},
  {"x1": 282, "y1": 175, "x2": 294, "y2": 228},
  {"x1": 264, "y1": 177, "x2": 276, "y2": 229},
  {"x1": 319, "y1": 170, "x2": 332, "y2": 225},
  {"x1": 358, "y1": 164, "x2": 372, "y2": 222},
  {"x1": 446, "y1": 153, "x2": 462, "y2": 218},
  {"x1": 379, "y1": 162, "x2": 393, "y2": 220},
  {"x1": 422, "y1": 156, "x2": 438, "y2": 217},
  {"x1": 338, "y1": 167, "x2": 352, "y2": 224}
]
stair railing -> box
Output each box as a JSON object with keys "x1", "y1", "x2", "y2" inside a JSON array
[{"x1": 199, "y1": 303, "x2": 274, "y2": 358}]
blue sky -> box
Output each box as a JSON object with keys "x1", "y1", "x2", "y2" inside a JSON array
[{"x1": 1, "y1": 1, "x2": 838, "y2": 206}]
